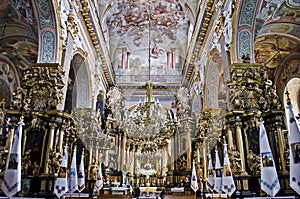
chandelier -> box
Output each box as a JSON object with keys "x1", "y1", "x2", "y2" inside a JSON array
[
  {"x1": 120, "y1": 82, "x2": 177, "y2": 144},
  {"x1": 105, "y1": 1, "x2": 178, "y2": 152}
]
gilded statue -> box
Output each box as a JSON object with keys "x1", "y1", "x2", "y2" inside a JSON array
[
  {"x1": 247, "y1": 150, "x2": 260, "y2": 175},
  {"x1": 229, "y1": 147, "x2": 242, "y2": 175},
  {"x1": 48, "y1": 148, "x2": 62, "y2": 174},
  {"x1": 89, "y1": 157, "x2": 98, "y2": 180},
  {"x1": 22, "y1": 149, "x2": 32, "y2": 176}
]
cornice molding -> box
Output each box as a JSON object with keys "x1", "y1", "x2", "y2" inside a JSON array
[
  {"x1": 79, "y1": 0, "x2": 115, "y2": 86},
  {"x1": 182, "y1": 0, "x2": 215, "y2": 86}
]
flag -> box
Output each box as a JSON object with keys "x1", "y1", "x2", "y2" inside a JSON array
[
  {"x1": 222, "y1": 143, "x2": 236, "y2": 196},
  {"x1": 214, "y1": 149, "x2": 222, "y2": 194},
  {"x1": 287, "y1": 104, "x2": 300, "y2": 194},
  {"x1": 1, "y1": 121, "x2": 23, "y2": 197},
  {"x1": 78, "y1": 152, "x2": 85, "y2": 193},
  {"x1": 54, "y1": 145, "x2": 69, "y2": 198},
  {"x1": 259, "y1": 120, "x2": 280, "y2": 197},
  {"x1": 191, "y1": 161, "x2": 198, "y2": 192},
  {"x1": 68, "y1": 147, "x2": 78, "y2": 193},
  {"x1": 95, "y1": 161, "x2": 103, "y2": 191},
  {"x1": 207, "y1": 153, "x2": 214, "y2": 191}
]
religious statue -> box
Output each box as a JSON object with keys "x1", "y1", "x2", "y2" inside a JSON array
[
  {"x1": 48, "y1": 147, "x2": 62, "y2": 174},
  {"x1": 22, "y1": 149, "x2": 32, "y2": 176},
  {"x1": 89, "y1": 157, "x2": 98, "y2": 180},
  {"x1": 247, "y1": 150, "x2": 260, "y2": 175}
]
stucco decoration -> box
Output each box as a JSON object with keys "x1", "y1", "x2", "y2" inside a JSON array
[
  {"x1": 77, "y1": 65, "x2": 90, "y2": 108},
  {"x1": 60, "y1": 1, "x2": 69, "y2": 48},
  {"x1": 205, "y1": 53, "x2": 221, "y2": 108},
  {"x1": 191, "y1": 95, "x2": 201, "y2": 114},
  {"x1": 0, "y1": 61, "x2": 17, "y2": 88},
  {"x1": 36, "y1": 0, "x2": 54, "y2": 27},
  {"x1": 238, "y1": 30, "x2": 251, "y2": 60},
  {"x1": 207, "y1": 85, "x2": 218, "y2": 108},
  {"x1": 222, "y1": 0, "x2": 234, "y2": 51},
  {"x1": 239, "y1": 0, "x2": 257, "y2": 26},
  {"x1": 36, "y1": 0, "x2": 57, "y2": 63},
  {"x1": 41, "y1": 31, "x2": 55, "y2": 63},
  {"x1": 192, "y1": 67, "x2": 204, "y2": 96}
]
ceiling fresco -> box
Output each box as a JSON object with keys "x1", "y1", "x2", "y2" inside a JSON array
[{"x1": 105, "y1": 0, "x2": 193, "y2": 85}]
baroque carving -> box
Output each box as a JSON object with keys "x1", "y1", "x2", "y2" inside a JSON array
[
  {"x1": 227, "y1": 63, "x2": 281, "y2": 111},
  {"x1": 17, "y1": 64, "x2": 65, "y2": 111},
  {"x1": 106, "y1": 87, "x2": 124, "y2": 120},
  {"x1": 172, "y1": 87, "x2": 191, "y2": 119}
]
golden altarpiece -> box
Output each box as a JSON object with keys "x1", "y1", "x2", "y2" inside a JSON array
[{"x1": 0, "y1": 61, "x2": 295, "y2": 197}]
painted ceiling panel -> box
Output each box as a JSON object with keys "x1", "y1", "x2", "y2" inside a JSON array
[{"x1": 105, "y1": 0, "x2": 193, "y2": 85}]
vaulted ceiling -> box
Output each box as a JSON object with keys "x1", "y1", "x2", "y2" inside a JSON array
[
  {"x1": 98, "y1": 0, "x2": 199, "y2": 86},
  {"x1": 95, "y1": 0, "x2": 203, "y2": 106}
]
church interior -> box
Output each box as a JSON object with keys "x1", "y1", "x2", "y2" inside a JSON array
[{"x1": 0, "y1": 0, "x2": 300, "y2": 198}]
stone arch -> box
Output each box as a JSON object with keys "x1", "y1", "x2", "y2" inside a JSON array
[
  {"x1": 76, "y1": 62, "x2": 91, "y2": 108},
  {"x1": 0, "y1": 56, "x2": 21, "y2": 107},
  {"x1": 274, "y1": 53, "x2": 300, "y2": 102},
  {"x1": 66, "y1": 54, "x2": 91, "y2": 109},
  {"x1": 191, "y1": 94, "x2": 201, "y2": 117},
  {"x1": 283, "y1": 77, "x2": 300, "y2": 129},
  {"x1": 35, "y1": 0, "x2": 58, "y2": 63},
  {"x1": 0, "y1": 79, "x2": 11, "y2": 107},
  {"x1": 233, "y1": 0, "x2": 261, "y2": 62}
]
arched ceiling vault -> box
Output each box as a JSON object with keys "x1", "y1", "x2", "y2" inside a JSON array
[{"x1": 95, "y1": 0, "x2": 208, "y2": 88}]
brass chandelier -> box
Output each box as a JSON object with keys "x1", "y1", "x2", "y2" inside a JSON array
[{"x1": 112, "y1": 81, "x2": 178, "y2": 152}]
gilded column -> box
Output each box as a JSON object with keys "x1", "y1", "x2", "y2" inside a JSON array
[
  {"x1": 135, "y1": 147, "x2": 141, "y2": 175},
  {"x1": 126, "y1": 145, "x2": 130, "y2": 172},
  {"x1": 44, "y1": 122, "x2": 56, "y2": 174},
  {"x1": 170, "y1": 136, "x2": 175, "y2": 171},
  {"x1": 163, "y1": 148, "x2": 168, "y2": 176},
  {"x1": 202, "y1": 143, "x2": 207, "y2": 187},
  {"x1": 22, "y1": 128, "x2": 27, "y2": 155},
  {"x1": 130, "y1": 147, "x2": 135, "y2": 175},
  {"x1": 235, "y1": 119, "x2": 247, "y2": 175},
  {"x1": 276, "y1": 121, "x2": 287, "y2": 173},
  {"x1": 104, "y1": 147, "x2": 109, "y2": 167},
  {"x1": 89, "y1": 139, "x2": 94, "y2": 165},
  {"x1": 118, "y1": 135, "x2": 122, "y2": 171},
  {"x1": 196, "y1": 143, "x2": 200, "y2": 163},
  {"x1": 121, "y1": 134, "x2": 126, "y2": 171},
  {"x1": 57, "y1": 125, "x2": 65, "y2": 154},
  {"x1": 95, "y1": 141, "x2": 99, "y2": 164},
  {"x1": 186, "y1": 123, "x2": 192, "y2": 169},
  {"x1": 6, "y1": 128, "x2": 15, "y2": 157},
  {"x1": 226, "y1": 124, "x2": 234, "y2": 151}
]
